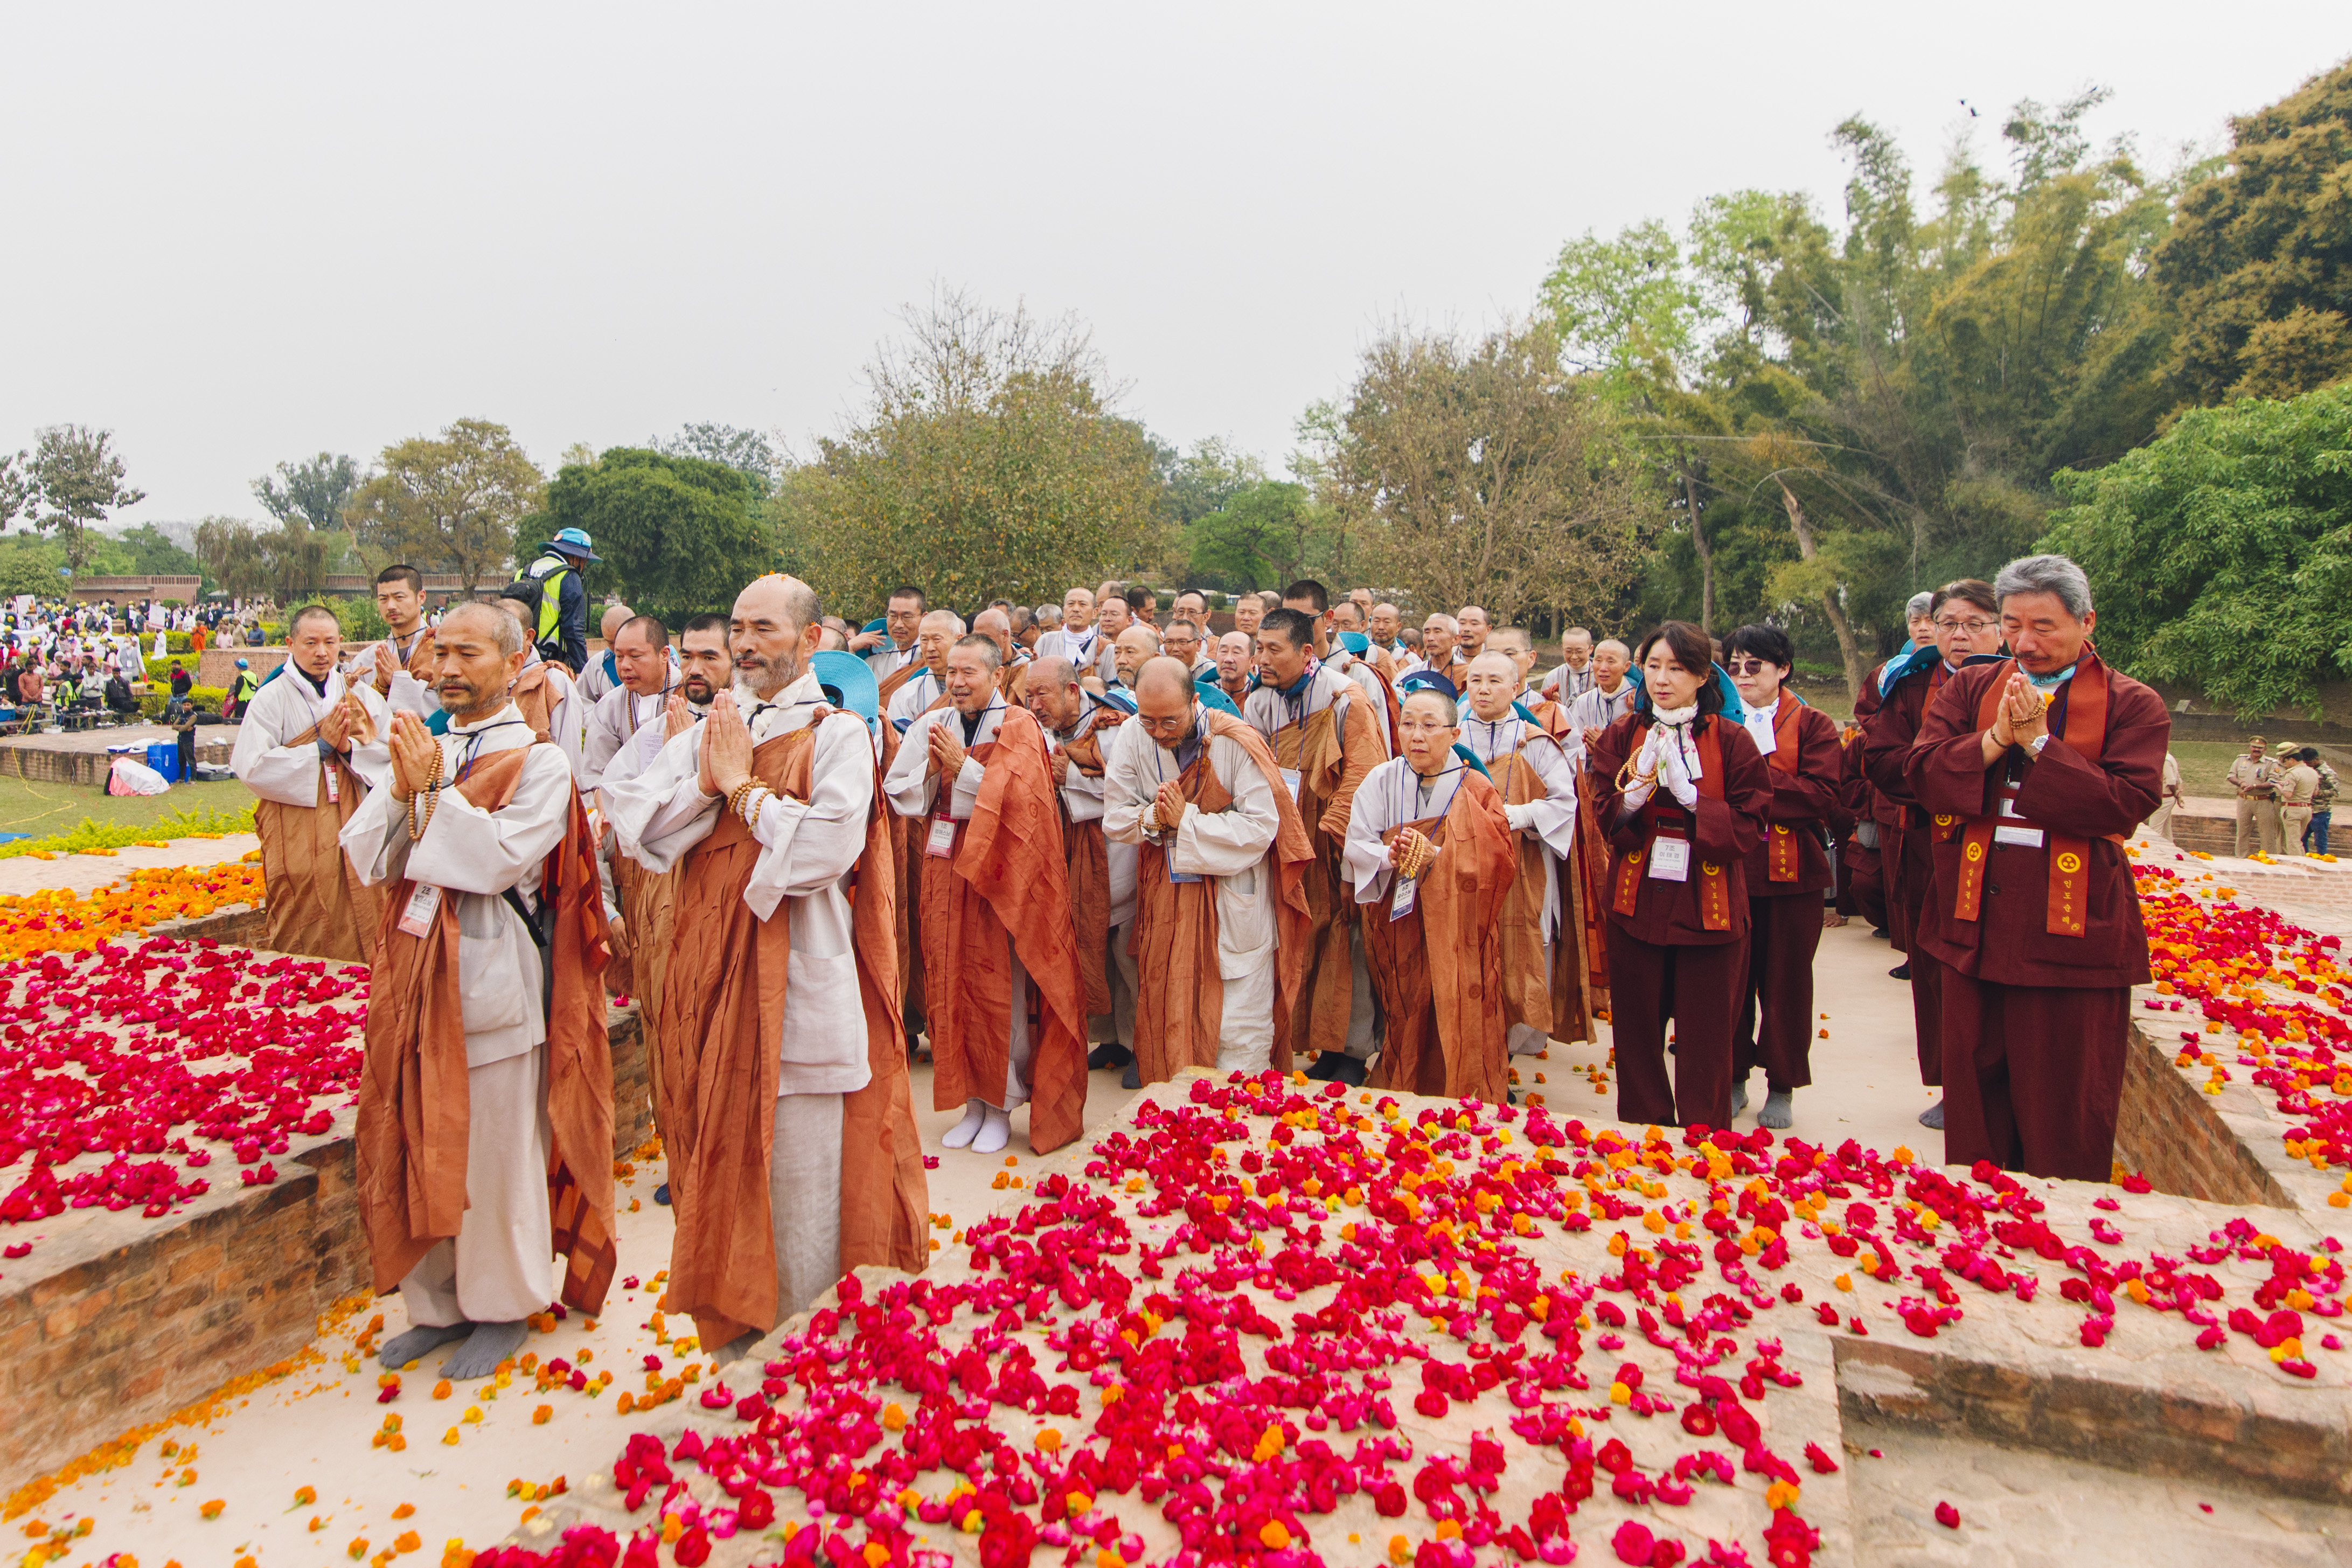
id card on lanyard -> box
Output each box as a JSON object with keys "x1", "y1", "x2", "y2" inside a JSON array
[
  {"x1": 926, "y1": 815, "x2": 959, "y2": 859},
  {"x1": 396, "y1": 883, "x2": 442, "y2": 936},
  {"x1": 1389, "y1": 872, "x2": 1417, "y2": 921},
  {"x1": 1993, "y1": 784, "x2": 2043, "y2": 847},
  {"x1": 1648, "y1": 837, "x2": 1692, "y2": 882}
]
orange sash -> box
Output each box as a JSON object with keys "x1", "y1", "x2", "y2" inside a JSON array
[
  {"x1": 1950, "y1": 656, "x2": 2117, "y2": 937},
  {"x1": 1763, "y1": 692, "x2": 1805, "y2": 883},
  {"x1": 1611, "y1": 721, "x2": 1732, "y2": 930}
]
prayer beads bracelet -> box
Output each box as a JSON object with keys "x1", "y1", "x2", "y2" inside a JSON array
[
  {"x1": 727, "y1": 779, "x2": 771, "y2": 826},
  {"x1": 406, "y1": 755, "x2": 445, "y2": 842},
  {"x1": 1395, "y1": 831, "x2": 1436, "y2": 881}
]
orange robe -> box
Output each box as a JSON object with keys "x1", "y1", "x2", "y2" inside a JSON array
[
  {"x1": 253, "y1": 715, "x2": 384, "y2": 964},
  {"x1": 1487, "y1": 742, "x2": 1591, "y2": 1047},
  {"x1": 1265, "y1": 688, "x2": 1384, "y2": 1063},
  {"x1": 1055, "y1": 709, "x2": 1130, "y2": 1015},
  {"x1": 1129, "y1": 712, "x2": 1316, "y2": 1082},
  {"x1": 1364, "y1": 771, "x2": 1517, "y2": 1102},
  {"x1": 656, "y1": 729, "x2": 928, "y2": 1348},
  {"x1": 354, "y1": 748, "x2": 617, "y2": 1314},
  {"x1": 918, "y1": 707, "x2": 1089, "y2": 1152}
]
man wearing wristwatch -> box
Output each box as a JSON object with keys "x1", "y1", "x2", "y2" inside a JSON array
[
  {"x1": 231, "y1": 603, "x2": 392, "y2": 961},
  {"x1": 1904, "y1": 554, "x2": 2169, "y2": 1181}
]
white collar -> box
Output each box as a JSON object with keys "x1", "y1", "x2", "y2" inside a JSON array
[{"x1": 447, "y1": 701, "x2": 525, "y2": 735}]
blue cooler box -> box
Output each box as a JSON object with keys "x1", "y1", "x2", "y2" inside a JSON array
[{"x1": 146, "y1": 741, "x2": 179, "y2": 781}]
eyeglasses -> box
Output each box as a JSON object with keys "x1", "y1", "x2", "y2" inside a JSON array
[
  {"x1": 1396, "y1": 718, "x2": 1455, "y2": 734},
  {"x1": 1935, "y1": 617, "x2": 1997, "y2": 633},
  {"x1": 1725, "y1": 658, "x2": 1779, "y2": 676}
]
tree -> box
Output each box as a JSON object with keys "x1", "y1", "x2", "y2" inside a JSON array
[
  {"x1": 346, "y1": 418, "x2": 545, "y2": 593},
  {"x1": 1160, "y1": 436, "x2": 1268, "y2": 525},
  {"x1": 1320, "y1": 322, "x2": 1654, "y2": 628},
  {"x1": 784, "y1": 288, "x2": 1165, "y2": 614},
  {"x1": 655, "y1": 423, "x2": 783, "y2": 498},
  {"x1": 119, "y1": 524, "x2": 207, "y2": 588},
  {"x1": 1187, "y1": 480, "x2": 1323, "y2": 590},
  {"x1": 2154, "y1": 58, "x2": 2352, "y2": 405},
  {"x1": 540, "y1": 448, "x2": 773, "y2": 622},
  {"x1": 194, "y1": 517, "x2": 272, "y2": 601},
  {"x1": 253, "y1": 452, "x2": 363, "y2": 532},
  {"x1": 2041, "y1": 380, "x2": 2352, "y2": 717},
  {"x1": 0, "y1": 451, "x2": 32, "y2": 535},
  {"x1": 28, "y1": 425, "x2": 145, "y2": 574}
]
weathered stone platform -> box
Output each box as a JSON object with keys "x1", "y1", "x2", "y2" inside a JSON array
[
  {"x1": 0, "y1": 916, "x2": 651, "y2": 1491},
  {"x1": 0, "y1": 722, "x2": 234, "y2": 786}
]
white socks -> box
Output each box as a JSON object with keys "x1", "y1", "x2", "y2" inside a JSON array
[
  {"x1": 941, "y1": 1102, "x2": 987, "y2": 1149},
  {"x1": 942, "y1": 1100, "x2": 1016, "y2": 1153}
]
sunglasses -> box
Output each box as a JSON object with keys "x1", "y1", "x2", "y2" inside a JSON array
[{"x1": 1725, "y1": 657, "x2": 1782, "y2": 677}]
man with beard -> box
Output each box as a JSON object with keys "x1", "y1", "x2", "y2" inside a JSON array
[
  {"x1": 1368, "y1": 603, "x2": 1408, "y2": 669},
  {"x1": 1347, "y1": 681, "x2": 1517, "y2": 1102},
  {"x1": 232, "y1": 604, "x2": 392, "y2": 962},
  {"x1": 885, "y1": 610, "x2": 963, "y2": 733},
  {"x1": 604, "y1": 616, "x2": 729, "y2": 789},
  {"x1": 1108, "y1": 623, "x2": 1160, "y2": 694},
  {"x1": 886, "y1": 636, "x2": 1087, "y2": 1154},
  {"x1": 1105, "y1": 657, "x2": 1312, "y2": 1082},
  {"x1": 1245, "y1": 608, "x2": 1384, "y2": 1083},
  {"x1": 1458, "y1": 651, "x2": 1589, "y2": 1056},
  {"x1": 1455, "y1": 607, "x2": 1492, "y2": 666},
  {"x1": 345, "y1": 602, "x2": 615, "y2": 1380},
  {"x1": 606, "y1": 576, "x2": 927, "y2": 1358},
  {"x1": 1025, "y1": 653, "x2": 1140, "y2": 1081}
]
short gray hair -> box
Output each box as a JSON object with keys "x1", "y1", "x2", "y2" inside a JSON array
[
  {"x1": 444, "y1": 600, "x2": 527, "y2": 658},
  {"x1": 1905, "y1": 591, "x2": 1935, "y2": 618},
  {"x1": 1994, "y1": 553, "x2": 2093, "y2": 619},
  {"x1": 952, "y1": 633, "x2": 1003, "y2": 670}
]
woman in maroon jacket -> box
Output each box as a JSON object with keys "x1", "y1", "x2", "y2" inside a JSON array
[
  {"x1": 1861, "y1": 579, "x2": 2004, "y2": 1130},
  {"x1": 1720, "y1": 625, "x2": 1843, "y2": 1130},
  {"x1": 1586, "y1": 622, "x2": 1773, "y2": 1131}
]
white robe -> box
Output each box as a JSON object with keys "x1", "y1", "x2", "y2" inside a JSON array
[
  {"x1": 882, "y1": 700, "x2": 1035, "y2": 1110},
  {"x1": 229, "y1": 664, "x2": 392, "y2": 804},
  {"x1": 1325, "y1": 650, "x2": 1394, "y2": 756},
  {"x1": 885, "y1": 666, "x2": 948, "y2": 735},
  {"x1": 1102, "y1": 708, "x2": 1284, "y2": 1071},
  {"x1": 1047, "y1": 698, "x2": 1140, "y2": 1046},
  {"x1": 1344, "y1": 757, "x2": 1469, "y2": 910},
  {"x1": 864, "y1": 640, "x2": 921, "y2": 682},
  {"x1": 343, "y1": 627, "x2": 442, "y2": 720},
  {"x1": 606, "y1": 670, "x2": 876, "y2": 1098},
  {"x1": 338, "y1": 706, "x2": 575, "y2": 1325},
  {"x1": 1563, "y1": 681, "x2": 1640, "y2": 764},
  {"x1": 582, "y1": 685, "x2": 670, "y2": 793}
]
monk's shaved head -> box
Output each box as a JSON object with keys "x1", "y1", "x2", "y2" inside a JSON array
[
  {"x1": 1134, "y1": 656, "x2": 1195, "y2": 702},
  {"x1": 730, "y1": 574, "x2": 824, "y2": 697},
  {"x1": 921, "y1": 609, "x2": 966, "y2": 637},
  {"x1": 1028, "y1": 653, "x2": 1077, "y2": 689},
  {"x1": 1469, "y1": 650, "x2": 1517, "y2": 679},
  {"x1": 974, "y1": 607, "x2": 1010, "y2": 637}
]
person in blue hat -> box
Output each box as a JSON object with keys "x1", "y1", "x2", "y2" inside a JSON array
[{"x1": 518, "y1": 527, "x2": 600, "y2": 675}]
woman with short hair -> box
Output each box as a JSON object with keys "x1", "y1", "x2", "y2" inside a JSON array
[
  {"x1": 1723, "y1": 624, "x2": 1844, "y2": 1129},
  {"x1": 1585, "y1": 622, "x2": 1773, "y2": 1130}
]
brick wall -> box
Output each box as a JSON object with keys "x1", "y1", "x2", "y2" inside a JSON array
[
  {"x1": 0, "y1": 1006, "x2": 649, "y2": 1493},
  {"x1": 2112, "y1": 1020, "x2": 2293, "y2": 1208},
  {"x1": 0, "y1": 736, "x2": 233, "y2": 788}
]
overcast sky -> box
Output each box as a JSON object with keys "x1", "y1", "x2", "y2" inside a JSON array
[{"x1": 4, "y1": 3, "x2": 2343, "y2": 525}]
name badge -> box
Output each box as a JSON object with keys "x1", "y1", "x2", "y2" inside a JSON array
[
  {"x1": 926, "y1": 816, "x2": 958, "y2": 859},
  {"x1": 396, "y1": 882, "x2": 443, "y2": 937},
  {"x1": 322, "y1": 762, "x2": 340, "y2": 804},
  {"x1": 1648, "y1": 838, "x2": 1692, "y2": 882},
  {"x1": 1170, "y1": 862, "x2": 1202, "y2": 884},
  {"x1": 1993, "y1": 824, "x2": 2045, "y2": 848},
  {"x1": 1280, "y1": 767, "x2": 1303, "y2": 802},
  {"x1": 1744, "y1": 710, "x2": 1778, "y2": 756},
  {"x1": 1390, "y1": 874, "x2": 1418, "y2": 921}
]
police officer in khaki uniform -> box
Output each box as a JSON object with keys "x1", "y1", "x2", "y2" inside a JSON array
[
  {"x1": 2226, "y1": 736, "x2": 2282, "y2": 857},
  {"x1": 2279, "y1": 748, "x2": 2321, "y2": 856}
]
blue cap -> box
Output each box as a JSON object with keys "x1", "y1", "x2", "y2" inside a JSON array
[
  {"x1": 1398, "y1": 668, "x2": 1458, "y2": 701},
  {"x1": 547, "y1": 527, "x2": 602, "y2": 562},
  {"x1": 861, "y1": 617, "x2": 888, "y2": 635},
  {"x1": 1197, "y1": 683, "x2": 1243, "y2": 719},
  {"x1": 235, "y1": 658, "x2": 249, "y2": 668},
  {"x1": 810, "y1": 651, "x2": 880, "y2": 722}
]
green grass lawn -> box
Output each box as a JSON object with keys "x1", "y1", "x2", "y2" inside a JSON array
[{"x1": 0, "y1": 776, "x2": 255, "y2": 844}]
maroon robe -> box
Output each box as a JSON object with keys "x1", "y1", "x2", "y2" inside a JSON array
[
  {"x1": 1586, "y1": 711, "x2": 1773, "y2": 1131},
  {"x1": 1904, "y1": 650, "x2": 2166, "y2": 1180},
  {"x1": 1734, "y1": 695, "x2": 1841, "y2": 1092}
]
